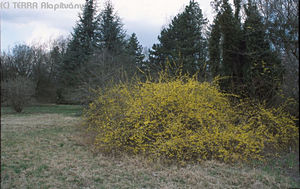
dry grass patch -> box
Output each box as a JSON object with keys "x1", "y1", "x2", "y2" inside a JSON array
[
  {"x1": 1, "y1": 113, "x2": 299, "y2": 188},
  {"x1": 1, "y1": 114, "x2": 77, "y2": 131}
]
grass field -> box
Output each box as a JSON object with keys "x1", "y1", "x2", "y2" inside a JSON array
[
  {"x1": 1, "y1": 104, "x2": 82, "y2": 116},
  {"x1": 1, "y1": 105, "x2": 299, "y2": 188}
]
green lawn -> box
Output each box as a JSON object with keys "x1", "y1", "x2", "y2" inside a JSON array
[{"x1": 1, "y1": 105, "x2": 299, "y2": 188}]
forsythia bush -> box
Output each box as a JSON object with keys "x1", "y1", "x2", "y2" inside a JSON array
[{"x1": 84, "y1": 73, "x2": 298, "y2": 163}]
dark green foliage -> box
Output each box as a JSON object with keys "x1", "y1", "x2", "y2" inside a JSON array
[
  {"x1": 149, "y1": 0, "x2": 207, "y2": 76},
  {"x1": 95, "y1": 0, "x2": 127, "y2": 54},
  {"x1": 1, "y1": 0, "x2": 292, "y2": 107},
  {"x1": 126, "y1": 33, "x2": 145, "y2": 69},
  {"x1": 62, "y1": 0, "x2": 98, "y2": 86},
  {"x1": 31, "y1": 46, "x2": 53, "y2": 101},
  {"x1": 242, "y1": 1, "x2": 284, "y2": 101},
  {"x1": 60, "y1": 1, "x2": 140, "y2": 104},
  {"x1": 208, "y1": 0, "x2": 283, "y2": 102},
  {"x1": 233, "y1": 0, "x2": 242, "y2": 21},
  {"x1": 251, "y1": 0, "x2": 298, "y2": 112},
  {"x1": 208, "y1": 13, "x2": 221, "y2": 78},
  {"x1": 50, "y1": 46, "x2": 64, "y2": 83},
  {"x1": 80, "y1": 0, "x2": 137, "y2": 86},
  {"x1": 217, "y1": 0, "x2": 243, "y2": 90}
]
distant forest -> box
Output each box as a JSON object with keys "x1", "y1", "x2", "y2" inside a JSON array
[{"x1": 1, "y1": 0, "x2": 298, "y2": 118}]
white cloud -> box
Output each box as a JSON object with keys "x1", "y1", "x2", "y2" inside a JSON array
[
  {"x1": 111, "y1": 0, "x2": 189, "y2": 26},
  {"x1": 2, "y1": 0, "x2": 215, "y2": 50},
  {"x1": 112, "y1": 0, "x2": 214, "y2": 47},
  {"x1": 25, "y1": 22, "x2": 69, "y2": 45}
]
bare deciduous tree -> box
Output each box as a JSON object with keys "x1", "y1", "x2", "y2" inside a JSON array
[{"x1": 2, "y1": 76, "x2": 35, "y2": 112}]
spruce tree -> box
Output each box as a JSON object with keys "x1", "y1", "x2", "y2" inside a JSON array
[
  {"x1": 126, "y1": 33, "x2": 145, "y2": 68},
  {"x1": 62, "y1": 0, "x2": 97, "y2": 86},
  {"x1": 149, "y1": 0, "x2": 207, "y2": 76},
  {"x1": 95, "y1": 0, "x2": 127, "y2": 54}
]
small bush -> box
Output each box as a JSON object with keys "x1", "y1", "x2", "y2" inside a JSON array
[
  {"x1": 84, "y1": 72, "x2": 298, "y2": 163},
  {"x1": 2, "y1": 76, "x2": 35, "y2": 112}
]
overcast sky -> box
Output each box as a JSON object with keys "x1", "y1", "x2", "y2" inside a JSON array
[{"x1": 1, "y1": 0, "x2": 217, "y2": 52}]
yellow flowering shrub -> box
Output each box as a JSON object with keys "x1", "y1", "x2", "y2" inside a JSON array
[
  {"x1": 83, "y1": 72, "x2": 298, "y2": 163},
  {"x1": 234, "y1": 100, "x2": 299, "y2": 151}
]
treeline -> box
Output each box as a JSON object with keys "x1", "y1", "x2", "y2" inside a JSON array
[
  {"x1": 1, "y1": 0, "x2": 145, "y2": 105},
  {"x1": 1, "y1": 0, "x2": 298, "y2": 114}
]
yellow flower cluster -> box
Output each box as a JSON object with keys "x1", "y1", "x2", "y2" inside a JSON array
[{"x1": 83, "y1": 72, "x2": 298, "y2": 163}]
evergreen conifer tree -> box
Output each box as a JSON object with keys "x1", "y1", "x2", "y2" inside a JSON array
[
  {"x1": 208, "y1": 0, "x2": 243, "y2": 91},
  {"x1": 243, "y1": 0, "x2": 283, "y2": 100},
  {"x1": 208, "y1": 13, "x2": 221, "y2": 78},
  {"x1": 149, "y1": 0, "x2": 207, "y2": 76},
  {"x1": 62, "y1": 0, "x2": 97, "y2": 86},
  {"x1": 95, "y1": 0, "x2": 127, "y2": 54},
  {"x1": 208, "y1": 0, "x2": 283, "y2": 101},
  {"x1": 126, "y1": 33, "x2": 145, "y2": 68}
]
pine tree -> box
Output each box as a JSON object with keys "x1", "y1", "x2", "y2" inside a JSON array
[
  {"x1": 149, "y1": 0, "x2": 207, "y2": 76},
  {"x1": 95, "y1": 0, "x2": 127, "y2": 54},
  {"x1": 126, "y1": 33, "x2": 145, "y2": 68},
  {"x1": 62, "y1": 0, "x2": 97, "y2": 86}
]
